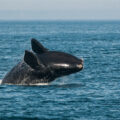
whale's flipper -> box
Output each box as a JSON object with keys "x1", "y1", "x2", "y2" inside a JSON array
[
  {"x1": 31, "y1": 38, "x2": 48, "y2": 54},
  {"x1": 24, "y1": 50, "x2": 44, "y2": 70}
]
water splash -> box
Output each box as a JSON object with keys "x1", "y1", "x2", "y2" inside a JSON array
[
  {"x1": 29, "y1": 83, "x2": 49, "y2": 86},
  {"x1": 0, "y1": 80, "x2": 2, "y2": 85}
]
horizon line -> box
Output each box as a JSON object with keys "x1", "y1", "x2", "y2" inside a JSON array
[{"x1": 0, "y1": 19, "x2": 120, "y2": 21}]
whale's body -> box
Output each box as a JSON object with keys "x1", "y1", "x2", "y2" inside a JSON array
[{"x1": 2, "y1": 39, "x2": 83, "y2": 85}]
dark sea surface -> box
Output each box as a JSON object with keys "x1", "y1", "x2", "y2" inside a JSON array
[{"x1": 0, "y1": 21, "x2": 120, "y2": 120}]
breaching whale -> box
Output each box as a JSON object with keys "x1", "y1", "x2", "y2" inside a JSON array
[{"x1": 2, "y1": 39, "x2": 83, "y2": 85}]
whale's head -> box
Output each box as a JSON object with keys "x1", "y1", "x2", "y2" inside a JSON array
[{"x1": 24, "y1": 39, "x2": 83, "y2": 82}]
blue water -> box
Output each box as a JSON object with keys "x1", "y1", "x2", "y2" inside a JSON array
[{"x1": 0, "y1": 21, "x2": 120, "y2": 120}]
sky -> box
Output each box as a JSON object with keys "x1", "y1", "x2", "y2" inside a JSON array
[{"x1": 0, "y1": 0, "x2": 120, "y2": 20}]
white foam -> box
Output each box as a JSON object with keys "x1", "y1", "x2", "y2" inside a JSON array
[
  {"x1": 0, "y1": 79, "x2": 50, "y2": 86},
  {"x1": 29, "y1": 83, "x2": 49, "y2": 86},
  {"x1": 0, "y1": 81, "x2": 49, "y2": 86},
  {"x1": 0, "y1": 80, "x2": 2, "y2": 85}
]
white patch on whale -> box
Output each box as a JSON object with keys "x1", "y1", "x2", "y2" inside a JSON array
[{"x1": 53, "y1": 63, "x2": 70, "y2": 67}]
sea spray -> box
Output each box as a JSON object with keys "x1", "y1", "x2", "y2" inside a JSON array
[{"x1": 0, "y1": 80, "x2": 2, "y2": 85}]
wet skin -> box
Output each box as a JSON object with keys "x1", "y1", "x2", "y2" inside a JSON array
[{"x1": 2, "y1": 38, "x2": 83, "y2": 85}]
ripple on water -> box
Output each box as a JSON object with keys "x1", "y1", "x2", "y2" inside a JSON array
[{"x1": 0, "y1": 21, "x2": 120, "y2": 120}]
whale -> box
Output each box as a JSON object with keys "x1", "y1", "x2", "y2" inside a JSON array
[{"x1": 2, "y1": 38, "x2": 83, "y2": 85}]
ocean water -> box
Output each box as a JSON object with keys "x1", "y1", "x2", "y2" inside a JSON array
[{"x1": 0, "y1": 21, "x2": 120, "y2": 120}]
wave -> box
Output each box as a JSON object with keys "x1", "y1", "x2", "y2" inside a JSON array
[
  {"x1": 53, "y1": 83, "x2": 84, "y2": 88},
  {"x1": 0, "y1": 116, "x2": 41, "y2": 120}
]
